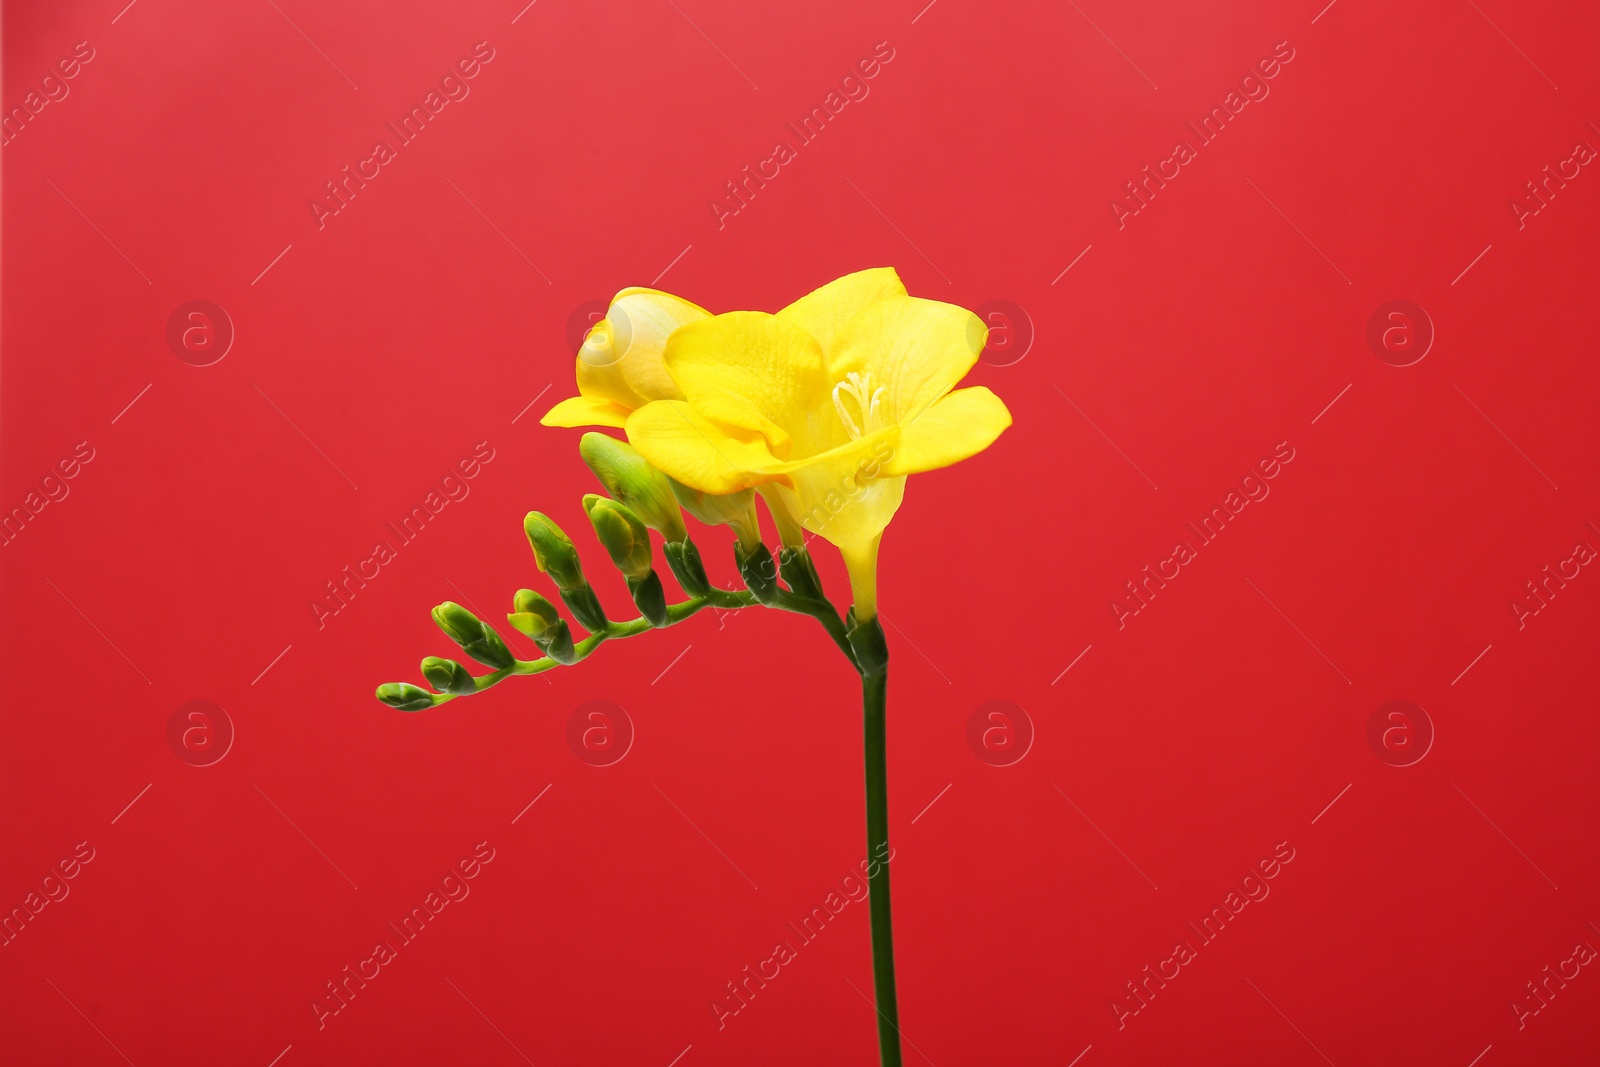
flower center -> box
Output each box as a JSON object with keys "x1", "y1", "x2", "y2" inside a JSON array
[{"x1": 831, "y1": 371, "x2": 885, "y2": 439}]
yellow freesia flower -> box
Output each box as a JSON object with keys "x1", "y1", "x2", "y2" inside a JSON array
[
  {"x1": 624, "y1": 267, "x2": 1012, "y2": 618},
  {"x1": 541, "y1": 287, "x2": 766, "y2": 543},
  {"x1": 541, "y1": 288, "x2": 711, "y2": 428}
]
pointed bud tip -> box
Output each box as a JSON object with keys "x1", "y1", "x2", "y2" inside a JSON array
[
  {"x1": 523, "y1": 512, "x2": 585, "y2": 588},
  {"x1": 431, "y1": 601, "x2": 483, "y2": 642}
]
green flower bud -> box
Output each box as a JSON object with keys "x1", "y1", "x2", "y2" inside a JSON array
[
  {"x1": 510, "y1": 588, "x2": 561, "y2": 632},
  {"x1": 668, "y1": 478, "x2": 761, "y2": 546},
  {"x1": 431, "y1": 601, "x2": 515, "y2": 670},
  {"x1": 736, "y1": 541, "x2": 781, "y2": 603},
  {"x1": 579, "y1": 433, "x2": 688, "y2": 543},
  {"x1": 629, "y1": 571, "x2": 669, "y2": 627},
  {"x1": 523, "y1": 512, "x2": 586, "y2": 590},
  {"x1": 663, "y1": 538, "x2": 711, "y2": 597},
  {"x1": 778, "y1": 545, "x2": 825, "y2": 602},
  {"x1": 585, "y1": 497, "x2": 653, "y2": 581},
  {"x1": 432, "y1": 600, "x2": 482, "y2": 645},
  {"x1": 560, "y1": 585, "x2": 608, "y2": 635},
  {"x1": 507, "y1": 589, "x2": 577, "y2": 663},
  {"x1": 376, "y1": 682, "x2": 436, "y2": 712},
  {"x1": 472, "y1": 629, "x2": 515, "y2": 670},
  {"x1": 420, "y1": 656, "x2": 476, "y2": 695},
  {"x1": 507, "y1": 614, "x2": 577, "y2": 663},
  {"x1": 505, "y1": 611, "x2": 546, "y2": 640}
]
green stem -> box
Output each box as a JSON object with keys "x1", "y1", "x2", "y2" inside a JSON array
[
  {"x1": 737, "y1": 544, "x2": 859, "y2": 668},
  {"x1": 778, "y1": 593, "x2": 858, "y2": 666},
  {"x1": 862, "y1": 665, "x2": 902, "y2": 1067},
  {"x1": 426, "y1": 587, "x2": 755, "y2": 707}
]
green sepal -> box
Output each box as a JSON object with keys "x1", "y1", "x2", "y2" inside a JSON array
[
  {"x1": 663, "y1": 538, "x2": 711, "y2": 597},
  {"x1": 777, "y1": 546, "x2": 824, "y2": 602},
  {"x1": 845, "y1": 611, "x2": 889, "y2": 678},
  {"x1": 541, "y1": 620, "x2": 579, "y2": 663},
  {"x1": 560, "y1": 585, "x2": 608, "y2": 634},
  {"x1": 628, "y1": 571, "x2": 670, "y2": 627},
  {"x1": 735, "y1": 542, "x2": 781, "y2": 604}
]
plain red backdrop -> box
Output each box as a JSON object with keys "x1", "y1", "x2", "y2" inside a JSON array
[{"x1": 4, "y1": 0, "x2": 1599, "y2": 1063}]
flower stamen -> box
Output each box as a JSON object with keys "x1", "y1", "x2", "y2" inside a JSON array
[{"x1": 831, "y1": 371, "x2": 885, "y2": 439}]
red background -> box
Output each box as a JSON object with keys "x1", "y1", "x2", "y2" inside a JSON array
[{"x1": 4, "y1": 0, "x2": 1599, "y2": 1064}]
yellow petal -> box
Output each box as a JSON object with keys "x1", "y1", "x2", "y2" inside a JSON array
[
  {"x1": 662, "y1": 312, "x2": 833, "y2": 454},
  {"x1": 828, "y1": 294, "x2": 985, "y2": 424},
  {"x1": 574, "y1": 289, "x2": 709, "y2": 412},
  {"x1": 838, "y1": 532, "x2": 884, "y2": 620},
  {"x1": 884, "y1": 387, "x2": 1012, "y2": 475},
  {"x1": 759, "y1": 428, "x2": 904, "y2": 547},
  {"x1": 777, "y1": 267, "x2": 906, "y2": 355},
  {"x1": 614, "y1": 286, "x2": 710, "y2": 313},
  {"x1": 755, "y1": 484, "x2": 807, "y2": 547},
  {"x1": 786, "y1": 460, "x2": 905, "y2": 549},
  {"x1": 609, "y1": 288, "x2": 708, "y2": 404},
  {"x1": 573, "y1": 320, "x2": 640, "y2": 410},
  {"x1": 625, "y1": 400, "x2": 785, "y2": 496},
  {"x1": 540, "y1": 394, "x2": 632, "y2": 428}
]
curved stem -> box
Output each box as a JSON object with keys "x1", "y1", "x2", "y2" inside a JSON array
[
  {"x1": 775, "y1": 592, "x2": 858, "y2": 666},
  {"x1": 862, "y1": 665, "x2": 902, "y2": 1067},
  {"x1": 738, "y1": 544, "x2": 859, "y2": 668},
  {"x1": 426, "y1": 587, "x2": 756, "y2": 707}
]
